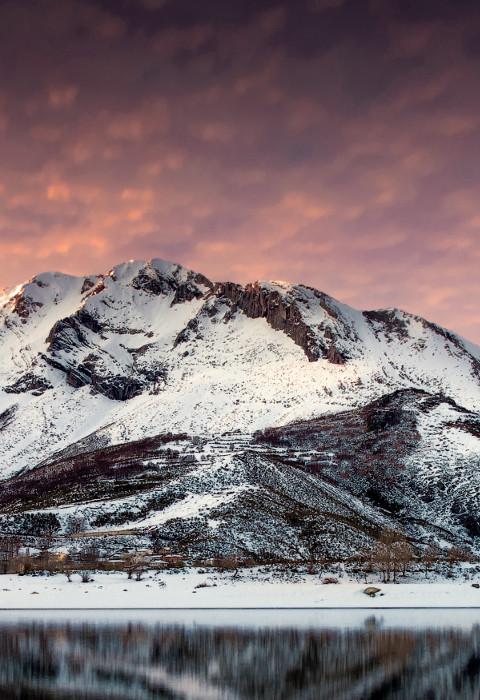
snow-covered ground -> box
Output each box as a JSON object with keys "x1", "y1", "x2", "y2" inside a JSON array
[{"x1": 1, "y1": 570, "x2": 480, "y2": 609}]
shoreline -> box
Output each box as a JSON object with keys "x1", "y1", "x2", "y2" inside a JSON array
[
  {"x1": 2, "y1": 605, "x2": 480, "y2": 609},
  {"x1": 1, "y1": 608, "x2": 480, "y2": 634}
]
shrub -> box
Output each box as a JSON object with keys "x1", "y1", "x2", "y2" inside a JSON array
[
  {"x1": 165, "y1": 559, "x2": 186, "y2": 569},
  {"x1": 213, "y1": 556, "x2": 238, "y2": 571}
]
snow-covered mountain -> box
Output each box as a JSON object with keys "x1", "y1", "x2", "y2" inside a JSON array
[{"x1": 1, "y1": 258, "x2": 479, "y2": 555}]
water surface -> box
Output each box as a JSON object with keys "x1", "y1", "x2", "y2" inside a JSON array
[{"x1": 0, "y1": 610, "x2": 479, "y2": 699}]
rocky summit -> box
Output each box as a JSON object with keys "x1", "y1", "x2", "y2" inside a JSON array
[{"x1": 0, "y1": 258, "x2": 479, "y2": 557}]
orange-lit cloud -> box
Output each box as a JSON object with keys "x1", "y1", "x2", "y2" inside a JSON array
[
  {"x1": 0, "y1": 0, "x2": 479, "y2": 344},
  {"x1": 46, "y1": 183, "x2": 71, "y2": 202}
]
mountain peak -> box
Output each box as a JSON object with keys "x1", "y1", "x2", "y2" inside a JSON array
[{"x1": 1, "y1": 258, "x2": 480, "y2": 557}]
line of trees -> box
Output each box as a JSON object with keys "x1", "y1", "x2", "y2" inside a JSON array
[
  {"x1": 356, "y1": 532, "x2": 474, "y2": 583},
  {"x1": 0, "y1": 524, "x2": 476, "y2": 582},
  {"x1": 361, "y1": 531, "x2": 415, "y2": 583}
]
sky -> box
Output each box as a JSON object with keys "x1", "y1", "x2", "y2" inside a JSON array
[{"x1": 0, "y1": 0, "x2": 479, "y2": 342}]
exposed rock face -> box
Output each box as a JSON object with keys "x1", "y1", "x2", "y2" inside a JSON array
[
  {"x1": 216, "y1": 281, "x2": 347, "y2": 363},
  {"x1": 173, "y1": 317, "x2": 201, "y2": 348},
  {"x1": 172, "y1": 272, "x2": 213, "y2": 304},
  {"x1": 10, "y1": 290, "x2": 43, "y2": 320},
  {"x1": 80, "y1": 278, "x2": 96, "y2": 294},
  {"x1": 47, "y1": 348, "x2": 165, "y2": 401},
  {"x1": 82, "y1": 278, "x2": 106, "y2": 298},
  {"x1": 0, "y1": 406, "x2": 17, "y2": 431},
  {"x1": 364, "y1": 309, "x2": 411, "y2": 340},
  {"x1": 66, "y1": 361, "x2": 146, "y2": 401},
  {"x1": 130, "y1": 263, "x2": 213, "y2": 303},
  {"x1": 46, "y1": 315, "x2": 91, "y2": 354},
  {"x1": 44, "y1": 313, "x2": 144, "y2": 400},
  {"x1": 326, "y1": 345, "x2": 345, "y2": 365},
  {"x1": 5, "y1": 373, "x2": 52, "y2": 395}
]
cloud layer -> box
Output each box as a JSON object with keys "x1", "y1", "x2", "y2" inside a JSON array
[{"x1": 0, "y1": 0, "x2": 479, "y2": 341}]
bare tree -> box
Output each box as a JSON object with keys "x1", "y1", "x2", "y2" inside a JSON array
[
  {"x1": 371, "y1": 531, "x2": 412, "y2": 583},
  {"x1": 355, "y1": 550, "x2": 375, "y2": 584},
  {"x1": 61, "y1": 552, "x2": 76, "y2": 582},
  {"x1": 123, "y1": 553, "x2": 149, "y2": 580},
  {"x1": 394, "y1": 539, "x2": 414, "y2": 578},
  {"x1": 79, "y1": 543, "x2": 100, "y2": 568},
  {"x1": 446, "y1": 545, "x2": 472, "y2": 576},
  {"x1": 421, "y1": 542, "x2": 441, "y2": 579},
  {"x1": 37, "y1": 523, "x2": 59, "y2": 554}
]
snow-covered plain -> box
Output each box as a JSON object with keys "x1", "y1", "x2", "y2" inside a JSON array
[{"x1": 1, "y1": 570, "x2": 480, "y2": 609}]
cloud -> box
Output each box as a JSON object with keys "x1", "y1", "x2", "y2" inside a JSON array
[
  {"x1": 105, "y1": 100, "x2": 170, "y2": 142},
  {"x1": 48, "y1": 85, "x2": 78, "y2": 109},
  {"x1": 46, "y1": 183, "x2": 71, "y2": 202},
  {"x1": 0, "y1": 0, "x2": 480, "y2": 343},
  {"x1": 433, "y1": 114, "x2": 479, "y2": 136},
  {"x1": 194, "y1": 122, "x2": 235, "y2": 143}
]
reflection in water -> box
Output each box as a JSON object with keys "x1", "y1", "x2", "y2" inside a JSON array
[{"x1": 0, "y1": 616, "x2": 479, "y2": 699}]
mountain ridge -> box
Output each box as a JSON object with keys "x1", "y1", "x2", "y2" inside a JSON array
[
  {"x1": 0, "y1": 258, "x2": 479, "y2": 557},
  {"x1": 3, "y1": 257, "x2": 478, "y2": 358}
]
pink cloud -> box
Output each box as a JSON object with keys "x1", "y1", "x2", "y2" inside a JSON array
[
  {"x1": 48, "y1": 85, "x2": 78, "y2": 109},
  {"x1": 0, "y1": 0, "x2": 480, "y2": 346}
]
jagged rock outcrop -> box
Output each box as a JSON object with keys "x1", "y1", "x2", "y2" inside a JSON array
[
  {"x1": 5, "y1": 373, "x2": 52, "y2": 395},
  {"x1": 364, "y1": 309, "x2": 411, "y2": 340},
  {"x1": 10, "y1": 290, "x2": 43, "y2": 320},
  {"x1": 0, "y1": 406, "x2": 17, "y2": 431},
  {"x1": 216, "y1": 281, "x2": 324, "y2": 361},
  {"x1": 66, "y1": 361, "x2": 146, "y2": 401},
  {"x1": 131, "y1": 265, "x2": 213, "y2": 302},
  {"x1": 215, "y1": 281, "x2": 350, "y2": 363}
]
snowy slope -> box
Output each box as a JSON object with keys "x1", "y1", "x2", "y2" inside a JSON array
[
  {"x1": 1, "y1": 258, "x2": 479, "y2": 477},
  {"x1": 0, "y1": 258, "x2": 479, "y2": 555}
]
